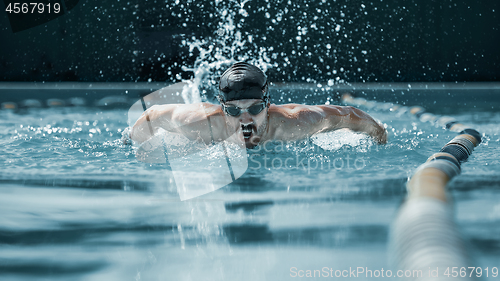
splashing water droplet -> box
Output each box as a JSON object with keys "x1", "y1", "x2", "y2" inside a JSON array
[{"x1": 239, "y1": 8, "x2": 248, "y2": 17}]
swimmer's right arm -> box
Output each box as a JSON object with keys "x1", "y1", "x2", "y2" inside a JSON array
[
  {"x1": 130, "y1": 103, "x2": 222, "y2": 144},
  {"x1": 130, "y1": 104, "x2": 180, "y2": 144}
]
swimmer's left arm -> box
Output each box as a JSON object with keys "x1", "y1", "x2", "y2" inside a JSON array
[
  {"x1": 318, "y1": 105, "x2": 387, "y2": 144},
  {"x1": 270, "y1": 104, "x2": 387, "y2": 144}
]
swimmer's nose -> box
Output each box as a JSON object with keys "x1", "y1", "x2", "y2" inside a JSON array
[{"x1": 239, "y1": 112, "x2": 253, "y2": 123}]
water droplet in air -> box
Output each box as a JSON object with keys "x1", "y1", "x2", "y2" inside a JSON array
[{"x1": 239, "y1": 9, "x2": 248, "y2": 17}]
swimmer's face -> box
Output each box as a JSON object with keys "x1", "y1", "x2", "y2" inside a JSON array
[{"x1": 222, "y1": 99, "x2": 269, "y2": 149}]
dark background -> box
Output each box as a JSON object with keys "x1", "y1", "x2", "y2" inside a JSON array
[{"x1": 1, "y1": 0, "x2": 499, "y2": 83}]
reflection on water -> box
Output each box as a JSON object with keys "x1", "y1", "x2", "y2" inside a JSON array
[{"x1": 0, "y1": 107, "x2": 500, "y2": 280}]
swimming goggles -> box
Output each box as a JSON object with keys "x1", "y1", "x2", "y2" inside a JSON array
[{"x1": 222, "y1": 101, "x2": 267, "y2": 117}]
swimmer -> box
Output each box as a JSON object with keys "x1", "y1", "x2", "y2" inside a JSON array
[{"x1": 129, "y1": 62, "x2": 387, "y2": 148}]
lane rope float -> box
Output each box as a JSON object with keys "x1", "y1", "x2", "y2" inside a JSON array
[
  {"x1": 341, "y1": 93, "x2": 482, "y2": 280},
  {"x1": 389, "y1": 128, "x2": 481, "y2": 281}
]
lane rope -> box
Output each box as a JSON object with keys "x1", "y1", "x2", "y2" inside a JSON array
[{"x1": 341, "y1": 93, "x2": 482, "y2": 279}]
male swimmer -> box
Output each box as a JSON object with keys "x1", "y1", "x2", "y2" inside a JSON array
[{"x1": 130, "y1": 62, "x2": 387, "y2": 149}]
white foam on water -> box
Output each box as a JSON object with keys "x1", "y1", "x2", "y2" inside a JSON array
[{"x1": 311, "y1": 128, "x2": 373, "y2": 152}]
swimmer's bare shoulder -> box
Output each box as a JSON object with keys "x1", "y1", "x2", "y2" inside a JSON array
[
  {"x1": 266, "y1": 103, "x2": 387, "y2": 144},
  {"x1": 266, "y1": 104, "x2": 327, "y2": 141},
  {"x1": 130, "y1": 102, "x2": 227, "y2": 144}
]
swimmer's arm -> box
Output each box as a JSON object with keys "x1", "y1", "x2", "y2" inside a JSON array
[
  {"x1": 130, "y1": 104, "x2": 180, "y2": 144},
  {"x1": 130, "y1": 103, "x2": 221, "y2": 144},
  {"x1": 271, "y1": 104, "x2": 386, "y2": 143},
  {"x1": 319, "y1": 105, "x2": 387, "y2": 144}
]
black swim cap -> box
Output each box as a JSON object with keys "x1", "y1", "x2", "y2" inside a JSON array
[{"x1": 218, "y1": 62, "x2": 268, "y2": 102}]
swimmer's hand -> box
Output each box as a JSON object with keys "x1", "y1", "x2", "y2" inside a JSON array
[
  {"x1": 121, "y1": 127, "x2": 133, "y2": 145},
  {"x1": 374, "y1": 127, "x2": 388, "y2": 145},
  {"x1": 366, "y1": 117, "x2": 388, "y2": 144}
]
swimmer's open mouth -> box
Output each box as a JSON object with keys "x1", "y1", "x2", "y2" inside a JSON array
[{"x1": 242, "y1": 124, "x2": 254, "y2": 139}]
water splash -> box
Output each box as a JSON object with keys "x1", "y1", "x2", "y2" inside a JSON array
[
  {"x1": 312, "y1": 129, "x2": 373, "y2": 152},
  {"x1": 178, "y1": 0, "x2": 272, "y2": 103}
]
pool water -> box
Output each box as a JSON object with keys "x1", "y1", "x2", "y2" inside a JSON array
[{"x1": 0, "y1": 94, "x2": 499, "y2": 280}]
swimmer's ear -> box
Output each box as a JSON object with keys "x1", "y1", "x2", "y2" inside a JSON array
[
  {"x1": 263, "y1": 83, "x2": 270, "y2": 107},
  {"x1": 263, "y1": 95, "x2": 270, "y2": 107}
]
